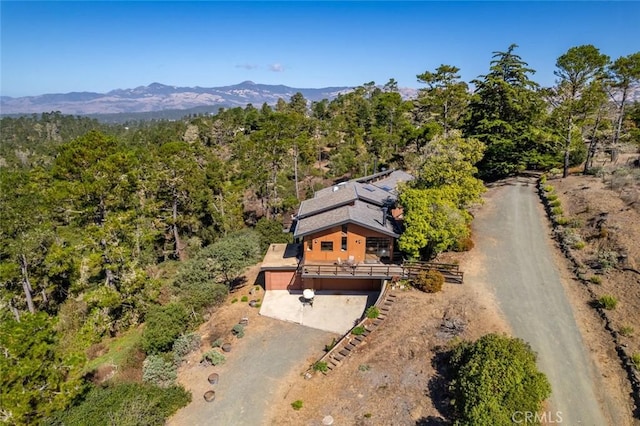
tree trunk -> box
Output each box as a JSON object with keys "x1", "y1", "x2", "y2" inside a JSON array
[
  {"x1": 172, "y1": 196, "x2": 185, "y2": 261},
  {"x1": 613, "y1": 88, "x2": 628, "y2": 146},
  {"x1": 563, "y1": 117, "x2": 573, "y2": 178},
  {"x1": 19, "y1": 254, "x2": 35, "y2": 314},
  {"x1": 293, "y1": 144, "x2": 300, "y2": 200},
  {"x1": 584, "y1": 108, "x2": 603, "y2": 174},
  {"x1": 10, "y1": 302, "x2": 20, "y2": 322}
]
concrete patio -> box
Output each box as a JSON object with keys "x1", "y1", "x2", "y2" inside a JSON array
[{"x1": 259, "y1": 290, "x2": 379, "y2": 334}]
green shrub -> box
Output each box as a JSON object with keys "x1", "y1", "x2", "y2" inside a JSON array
[
  {"x1": 358, "y1": 364, "x2": 370, "y2": 372},
  {"x1": 543, "y1": 185, "x2": 554, "y2": 193},
  {"x1": 352, "y1": 326, "x2": 366, "y2": 336},
  {"x1": 364, "y1": 413, "x2": 372, "y2": 418},
  {"x1": 325, "y1": 338, "x2": 336, "y2": 352},
  {"x1": 588, "y1": 276, "x2": 602, "y2": 285},
  {"x1": 255, "y1": 217, "x2": 293, "y2": 251},
  {"x1": 546, "y1": 193, "x2": 558, "y2": 201},
  {"x1": 241, "y1": 296, "x2": 249, "y2": 302},
  {"x1": 142, "y1": 355, "x2": 177, "y2": 388},
  {"x1": 572, "y1": 241, "x2": 586, "y2": 250},
  {"x1": 231, "y1": 298, "x2": 238, "y2": 304},
  {"x1": 173, "y1": 260, "x2": 228, "y2": 313},
  {"x1": 291, "y1": 400, "x2": 303, "y2": 411},
  {"x1": 142, "y1": 303, "x2": 188, "y2": 354},
  {"x1": 539, "y1": 175, "x2": 547, "y2": 184},
  {"x1": 232, "y1": 324, "x2": 245, "y2": 338},
  {"x1": 631, "y1": 353, "x2": 640, "y2": 370},
  {"x1": 556, "y1": 217, "x2": 569, "y2": 226},
  {"x1": 549, "y1": 199, "x2": 561, "y2": 208},
  {"x1": 412, "y1": 270, "x2": 444, "y2": 293},
  {"x1": 211, "y1": 338, "x2": 223, "y2": 348},
  {"x1": 619, "y1": 325, "x2": 634, "y2": 337},
  {"x1": 452, "y1": 236, "x2": 475, "y2": 252},
  {"x1": 598, "y1": 295, "x2": 618, "y2": 310},
  {"x1": 313, "y1": 361, "x2": 328, "y2": 372},
  {"x1": 172, "y1": 333, "x2": 201, "y2": 364},
  {"x1": 568, "y1": 217, "x2": 584, "y2": 228},
  {"x1": 597, "y1": 250, "x2": 619, "y2": 270},
  {"x1": 449, "y1": 334, "x2": 551, "y2": 425},
  {"x1": 365, "y1": 306, "x2": 380, "y2": 319},
  {"x1": 201, "y1": 350, "x2": 226, "y2": 366},
  {"x1": 48, "y1": 383, "x2": 191, "y2": 426},
  {"x1": 551, "y1": 206, "x2": 563, "y2": 216}
]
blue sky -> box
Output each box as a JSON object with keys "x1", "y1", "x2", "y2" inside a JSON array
[{"x1": 1, "y1": 1, "x2": 638, "y2": 97}]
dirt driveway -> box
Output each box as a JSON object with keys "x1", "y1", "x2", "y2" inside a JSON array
[
  {"x1": 168, "y1": 315, "x2": 336, "y2": 426},
  {"x1": 470, "y1": 176, "x2": 614, "y2": 425}
]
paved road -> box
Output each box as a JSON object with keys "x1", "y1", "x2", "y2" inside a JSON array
[
  {"x1": 469, "y1": 177, "x2": 609, "y2": 426},
  {"x1": 168, "y1": 317, "x2": 335, "y2": 426}
]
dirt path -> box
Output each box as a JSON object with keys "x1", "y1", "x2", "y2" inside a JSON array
[
  {"x1": 470, "y1": 177, "x2": 613, "y2": 425},
  {"x1": 168, "y1": 316, "x2": 335, "y2": 426}
]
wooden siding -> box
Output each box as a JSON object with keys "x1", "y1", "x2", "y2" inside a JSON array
[
  {"x1": 265, "y1": 270, "x2": 301, "y2": 290},
  {"x1": 302, "y1": 223, "x2": 393, "y2": 263}
]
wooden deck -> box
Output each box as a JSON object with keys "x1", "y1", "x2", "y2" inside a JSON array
[{"x1": 301, "y1": 260, "x2": 463, "y2": 284}]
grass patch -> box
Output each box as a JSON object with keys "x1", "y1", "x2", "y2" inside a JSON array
[
  {"x1": 588, "y1": 275, "x2": 602, "y2": 285},
  {"x1": 241, "y1": 296, "x2": 249, "y2": 302},
  {"x1": 619, "y1": 325, "x2": 634, "y2": 337},
  {"x1": 598, "y1": 295, "x2": 618, "y2": 310},
  {"x1": 291, "y1": 400, "x2": 303, "y2": 410},
  {"x1": 351, "y1": 326, "x2": 366, "y2": 336},
  {"x1": 358, "y1": 364, "x2": 370, "y2": 372},
  {"x1": 231, "y1": 298, "x2": 238, "y2": 304},
  {"x1": 631, "y1": 353, "x2": 640, "y2": 370},
  {"x1": 365, "y1": 306, "x2": 380, "y2": 319},
  {"x1": 83, "y1": 327, "x2": 143, "y2": 374},
  {"x1": 313, "y1": 361, "x2": 328, "y2": 373},
  {"x1": 572, "y1": 241, "x2": 586, "y2": 250}
]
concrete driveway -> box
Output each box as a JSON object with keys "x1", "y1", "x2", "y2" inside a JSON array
[
  {"x1": 260, "y1": 290, "x2": 378, "y2": 334},
  {"x1": 168, "y1": 317, "x2": 336, "y2": 426},
  {"x1": 469, "y1": 177, "x2": 611, "y2": 425}
]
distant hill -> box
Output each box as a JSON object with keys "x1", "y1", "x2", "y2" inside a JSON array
[{"x1": 0, "y1": 81, "x2": 367, "y2": 116}]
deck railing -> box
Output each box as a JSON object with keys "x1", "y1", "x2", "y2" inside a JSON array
[{"x1": 301, "y1": 261, "x2": 463, "y2": 283}]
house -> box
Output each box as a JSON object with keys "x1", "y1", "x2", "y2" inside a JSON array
[{"x1": 261, "y1": 169, "x2": 414, "y2": 292}]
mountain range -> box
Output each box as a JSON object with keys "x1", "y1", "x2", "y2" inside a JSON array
[{"x1": 0, "y1": 81, "x2": 418, "y2": 117}]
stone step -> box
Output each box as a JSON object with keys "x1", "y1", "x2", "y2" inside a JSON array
[
  {"x1": 339, "y1": 349, "x2": 349, "y2": 357},
  {"x1": 334, "y1": 352, "x2": 345, "y2": 361}
]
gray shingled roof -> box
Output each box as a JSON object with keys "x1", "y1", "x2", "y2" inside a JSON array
[
  {"x1": 293, "y1": 169, "x2": 413, "y2": 238},
  {"x1": 294, "y1": 200, "x2": 398, "y2": 238},
  {"x1": 297, "y1": 184, "x2": 357, "y2": 219},
  {"x1": 371, "y1": 170, "x2": 414, "y2": 194}
]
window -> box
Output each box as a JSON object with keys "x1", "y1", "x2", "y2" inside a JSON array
[
  {"x1": 365, "y1": 237, "x2": 391, "y2": 257},
  {"x1": 306, "y1": 239, "x2": 313, "y2": 251},
  {"x1": 320, "y1": 241, "x2": 333, "y2": 251},
  {"x1": 341, "y1": 224, "x2": 348, "y2": 234},
  {"x1": 341, "y1": 237, "x2": 347, "y2": 251}
]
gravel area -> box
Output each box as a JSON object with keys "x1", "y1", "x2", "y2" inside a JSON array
[{"x1": 473, "y1": 176, "x2": 611, "y2": 425}]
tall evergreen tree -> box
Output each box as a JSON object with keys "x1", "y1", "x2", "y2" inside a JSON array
[
  {"x1": 549, "y1": 44, "x2": 610, "y2": 177},
  {"x1": 465, "y1": 44, "x2": 553, "y2": 180}
]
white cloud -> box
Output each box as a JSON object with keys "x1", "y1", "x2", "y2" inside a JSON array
[
  {"x1": 269, "y1": 63, "x2": 284, "y2": 72},
  {"x1": 235, "y1": 63, "x2": 259, "y2": 70}
]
